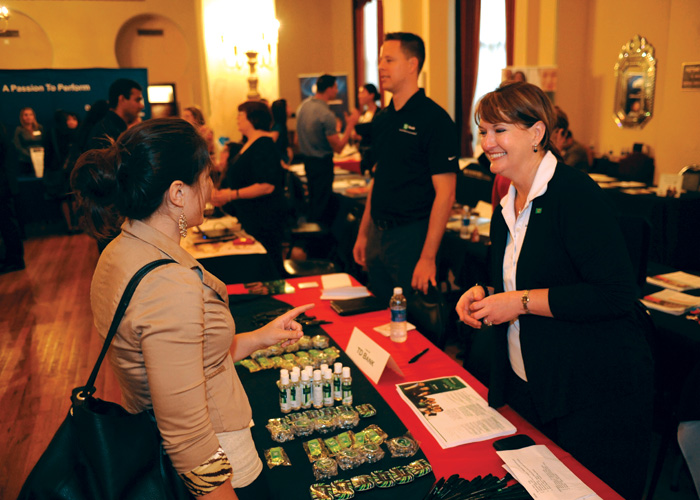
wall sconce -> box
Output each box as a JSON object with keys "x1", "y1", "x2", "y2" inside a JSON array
[{"x1": 0, "y1": 6, "x2": 10, "y2": 34}]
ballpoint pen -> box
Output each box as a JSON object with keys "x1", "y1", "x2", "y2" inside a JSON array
[{"x1": 408, "y1": 348, "x2": 429, "y2": 364}]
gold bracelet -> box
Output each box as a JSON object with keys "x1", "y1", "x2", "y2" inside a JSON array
[{"x1": 522, "y1": 290, "x2": 531, "y2": 314}]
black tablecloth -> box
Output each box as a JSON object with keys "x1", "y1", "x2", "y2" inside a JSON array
[{"x1": 229, "y1": 296, "x2": 435, "y2": 500}]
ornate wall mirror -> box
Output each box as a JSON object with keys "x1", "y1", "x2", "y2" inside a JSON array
[{"x1": 613, "y1": 35, "x2": 656, "y2": 128}]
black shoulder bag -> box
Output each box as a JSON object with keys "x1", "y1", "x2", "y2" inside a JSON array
[{"x1": 18, "y1": 259, "x2": 192, "y2": 500}]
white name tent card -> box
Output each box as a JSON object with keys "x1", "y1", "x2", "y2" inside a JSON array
[{"x1": 346, "y1": 327, "x2": 403, "y2": 384}]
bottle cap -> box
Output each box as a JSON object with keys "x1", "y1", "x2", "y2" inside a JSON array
[
  {"x1": 280, "y1": 372, "x2": 289, "y2": 384},
  {"x1": 291, "y1": 371, "x2": 299, "y2": 382},
  {"x1": 292, "y1": 366, "x2": 300, "y2": 376},
  {"x1": 334, "y1": 362, "x2": 342, "y2": 373},
  {"x1": 323, "y1": 368, "x2": 332, "y2": 379},
  {"x1": 313, "y1": 369, "x2": 322, "y2": 381},
  {"x1": 280, "y1": 369, "x2": 289, "y2": 377},
  {"x1": 394, "y1": 287, "x2": 402, "y2": 295},
  {"x1": 342, "y1": 366, "x2": 351, "y2": 378},
  {"x1": 320, "y1": 363, "x2": 329, "y2": 373},
  {"x1": 301, "y1": 371, "x2": 309, "y2": 381}
]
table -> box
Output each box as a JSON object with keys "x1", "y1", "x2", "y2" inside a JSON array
[
  {"x1": 605, "y1": 190, "x2": 700, "y2": 272},
  {"x1": 226, "y1": 276, "x2": 624, "y2": 499},
  {"x1": 183, "y1": 215, "x2": 280, "y2": 284}
]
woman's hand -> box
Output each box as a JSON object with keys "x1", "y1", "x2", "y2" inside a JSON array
[
  {"x1": 256, "y1": 303, "x2": 315, "y2": 349},
  {"x1": 466, "y1": 291, "x2": 523, "y2": 327},
  {"x1": 455, "y1": 286, "x2": 487, "y2": 328}
]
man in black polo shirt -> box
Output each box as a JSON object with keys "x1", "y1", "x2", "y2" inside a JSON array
[{"x1": 353, "y1": 32, "x2": 458, "y2": 303}]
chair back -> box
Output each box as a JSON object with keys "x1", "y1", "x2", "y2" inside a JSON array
[
  {"x1": 618, "y1": 152, "x2": 655, "y2": 185},
  {"x1": 679, "y1": 164, "x2": 700, "y2": 192}
]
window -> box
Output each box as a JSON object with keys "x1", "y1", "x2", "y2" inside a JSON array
[{"x1": 471, "y1": 0, "x2": 506, "y2": 153}]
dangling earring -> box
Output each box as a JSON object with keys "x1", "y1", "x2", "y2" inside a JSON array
[
  {"x1": 178, "y1": 210, "x2": 188, "y2": 238},
  {"x1": 533, "y1": 144, "x2": 539, "y2": 153}
]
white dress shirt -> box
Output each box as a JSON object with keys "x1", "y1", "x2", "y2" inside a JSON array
[{"x1": 500, "y1": 151, "x2": 557, "y2": 381}]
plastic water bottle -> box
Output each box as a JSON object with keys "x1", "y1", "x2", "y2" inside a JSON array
[
  {"x1": 390, "y1": 287, "x2": 408, "y2": 343},
  {"x1": 278, "y1": 369, "x2": 291, "y2": 414},
  {"x1": 312, "y1": 370, "x2": 324, "y2": 409},
  {"x1": 322, "y1": 369, "x2": 334, "y2": 407},
  {"x1": 300, "y1": 370, "x2": 312, "y2": 409},
  {"x1": 341, "y1": 367, "x2": 353, "y2": 405},
  {"x1": 290, "y1": 371, "x2": 301, "y2": 410},
  {"x1": 333, "y1": 362, "x2": 343, "y2": 402},
  {"x1": 460, "y1": 205, "x2": 471, "y2": 239}
]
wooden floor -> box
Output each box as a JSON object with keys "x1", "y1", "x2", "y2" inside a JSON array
[
  {"x1": 0, "y1": 232, "x2": 122, "y2": 499},
  {"x1": 2, "y1": 232, "x2": 698, "y2": 500}
]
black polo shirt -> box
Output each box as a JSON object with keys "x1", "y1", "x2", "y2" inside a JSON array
[{"x1": 370, "y1": 89, "x2": 458, "y2": 225}]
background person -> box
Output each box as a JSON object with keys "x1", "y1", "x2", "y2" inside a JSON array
[
  {"x1": 353, "y1": 83, "x2": 381, "y2": 175},
  {"x1": 85, "y1": 78, "x2": 144, "y2": 151},
  {"x1": 211, "y1": 101, "x2": 287, "y2": 277},
  {"x1": 182, "y1": 106, "x2": 216, "y2": 157},
  {"x1": 270, "y1": 99, "x2": 293, "y2": 166},
  {"x1": 353, "y1": 32, "x2": 458, "y2": 303},
  {"x1": 0, "y1": 119, "x2": 25, "y2": 274},
  {"x1": 455, "y1": 81, "x2": 652, "y2": 500},
  {"x1": 44, "y1": 110, "x2": 81, "y2": 233},
  {"x1": 71, "y1": 118, "x2": 312, "y2": 500},
  {"x1": 296, "y1": 74, "x2": 360, "y2": 225},
  {"x1": 12, "y1": 107, "x2": 44, "y2": 177}
]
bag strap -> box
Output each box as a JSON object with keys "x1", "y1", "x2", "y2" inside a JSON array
[{"x1": 76, "y1": 259, "x2": 175, "y2": 399}]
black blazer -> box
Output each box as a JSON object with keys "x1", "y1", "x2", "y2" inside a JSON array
[{"x1": 487, "y1": 162, "x2": 652, "y2": 422}]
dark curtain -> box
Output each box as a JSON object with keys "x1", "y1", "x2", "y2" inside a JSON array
[
  {"x1": 455, "y1": 0, "x2": 481, "y2": 158},
  {"x1": 506, "y1": 0, "x2": 515, "y2": 66},
  {"x1": 353, "y1": 0, "x2": 383, "y2": 107}
]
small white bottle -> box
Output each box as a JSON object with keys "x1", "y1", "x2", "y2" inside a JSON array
[
  {"x1": 333, "y1": 362, "x2": 343, "y2": 401},
  {"x1": 301, "y1": 371, "x2": 312, "y2": 409},
  {"x1": 278, "y1": 369, "x2": 291, "y2": 414},
  {"x1": 322, "y1": 369, "x2": 334, "y2": 407},
  {"x1": 341, "y1": 366, "x2": 353, "y2": 405},
  {"x1": 390, "y1": 287, "x2": 408, "y2": 343},
  {"x1": 312, "y1": 369, "x2": 324, "y2": 409},
  {"x1": 290, "y1": 371, "x2": 301, "y2": 410}
]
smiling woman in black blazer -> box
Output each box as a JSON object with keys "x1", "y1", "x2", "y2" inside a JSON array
[{"x1": 456, "y1": 81, "x2": 653, "y2": 500}]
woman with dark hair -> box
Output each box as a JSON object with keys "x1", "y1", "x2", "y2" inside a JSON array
[
  {"x1": 211, "y1": 101, "x2": 286, "y2": 276},
  {"x1": 270, "y1": 99, "x2": 292, "y2": 165},
  {"x1": 455, "y1": 81, "x2": 652, "y2": 500},
  {"x1": 183, "y1": 106, "x2": 216, "y2": 156},
  {"x1": 354, "y1": 84, "x2": 380, "y2": 175},
  {"x1": 71, "y1": 118, "x2": 311, "y2": 500},
  {"x1": 12, "y1": 107, "x2": 44, "y2": 177}
]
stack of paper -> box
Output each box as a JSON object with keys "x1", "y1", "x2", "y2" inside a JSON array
[
  {"x1": 497, "y1": 445, "x2": 601, "y2": 500},
  {"x1": 319, "y1": 273, "x2": 370, "y2": 300},
  {"x1": 646, "y1": 271, "x2": 700, "y2": 292},
  {"x1": 641, "y1": 289, "x2": 700, "y2": 315}
]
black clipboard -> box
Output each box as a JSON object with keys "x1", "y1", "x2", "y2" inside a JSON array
[{"x1": 330, "y1": 296, "x2": 386, "y2": 316}]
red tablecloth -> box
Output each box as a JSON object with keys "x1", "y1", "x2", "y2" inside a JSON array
[
  {"x1": 334, "y1": 156, "x2": 362, "y2": 174},
  {"x1": 227, "y1": 277, "x2": 623, "y2": 499}
]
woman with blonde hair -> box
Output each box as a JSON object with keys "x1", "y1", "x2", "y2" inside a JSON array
[{"x1": 13, "y1": 107, "x2": 44, "y2": 177}]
